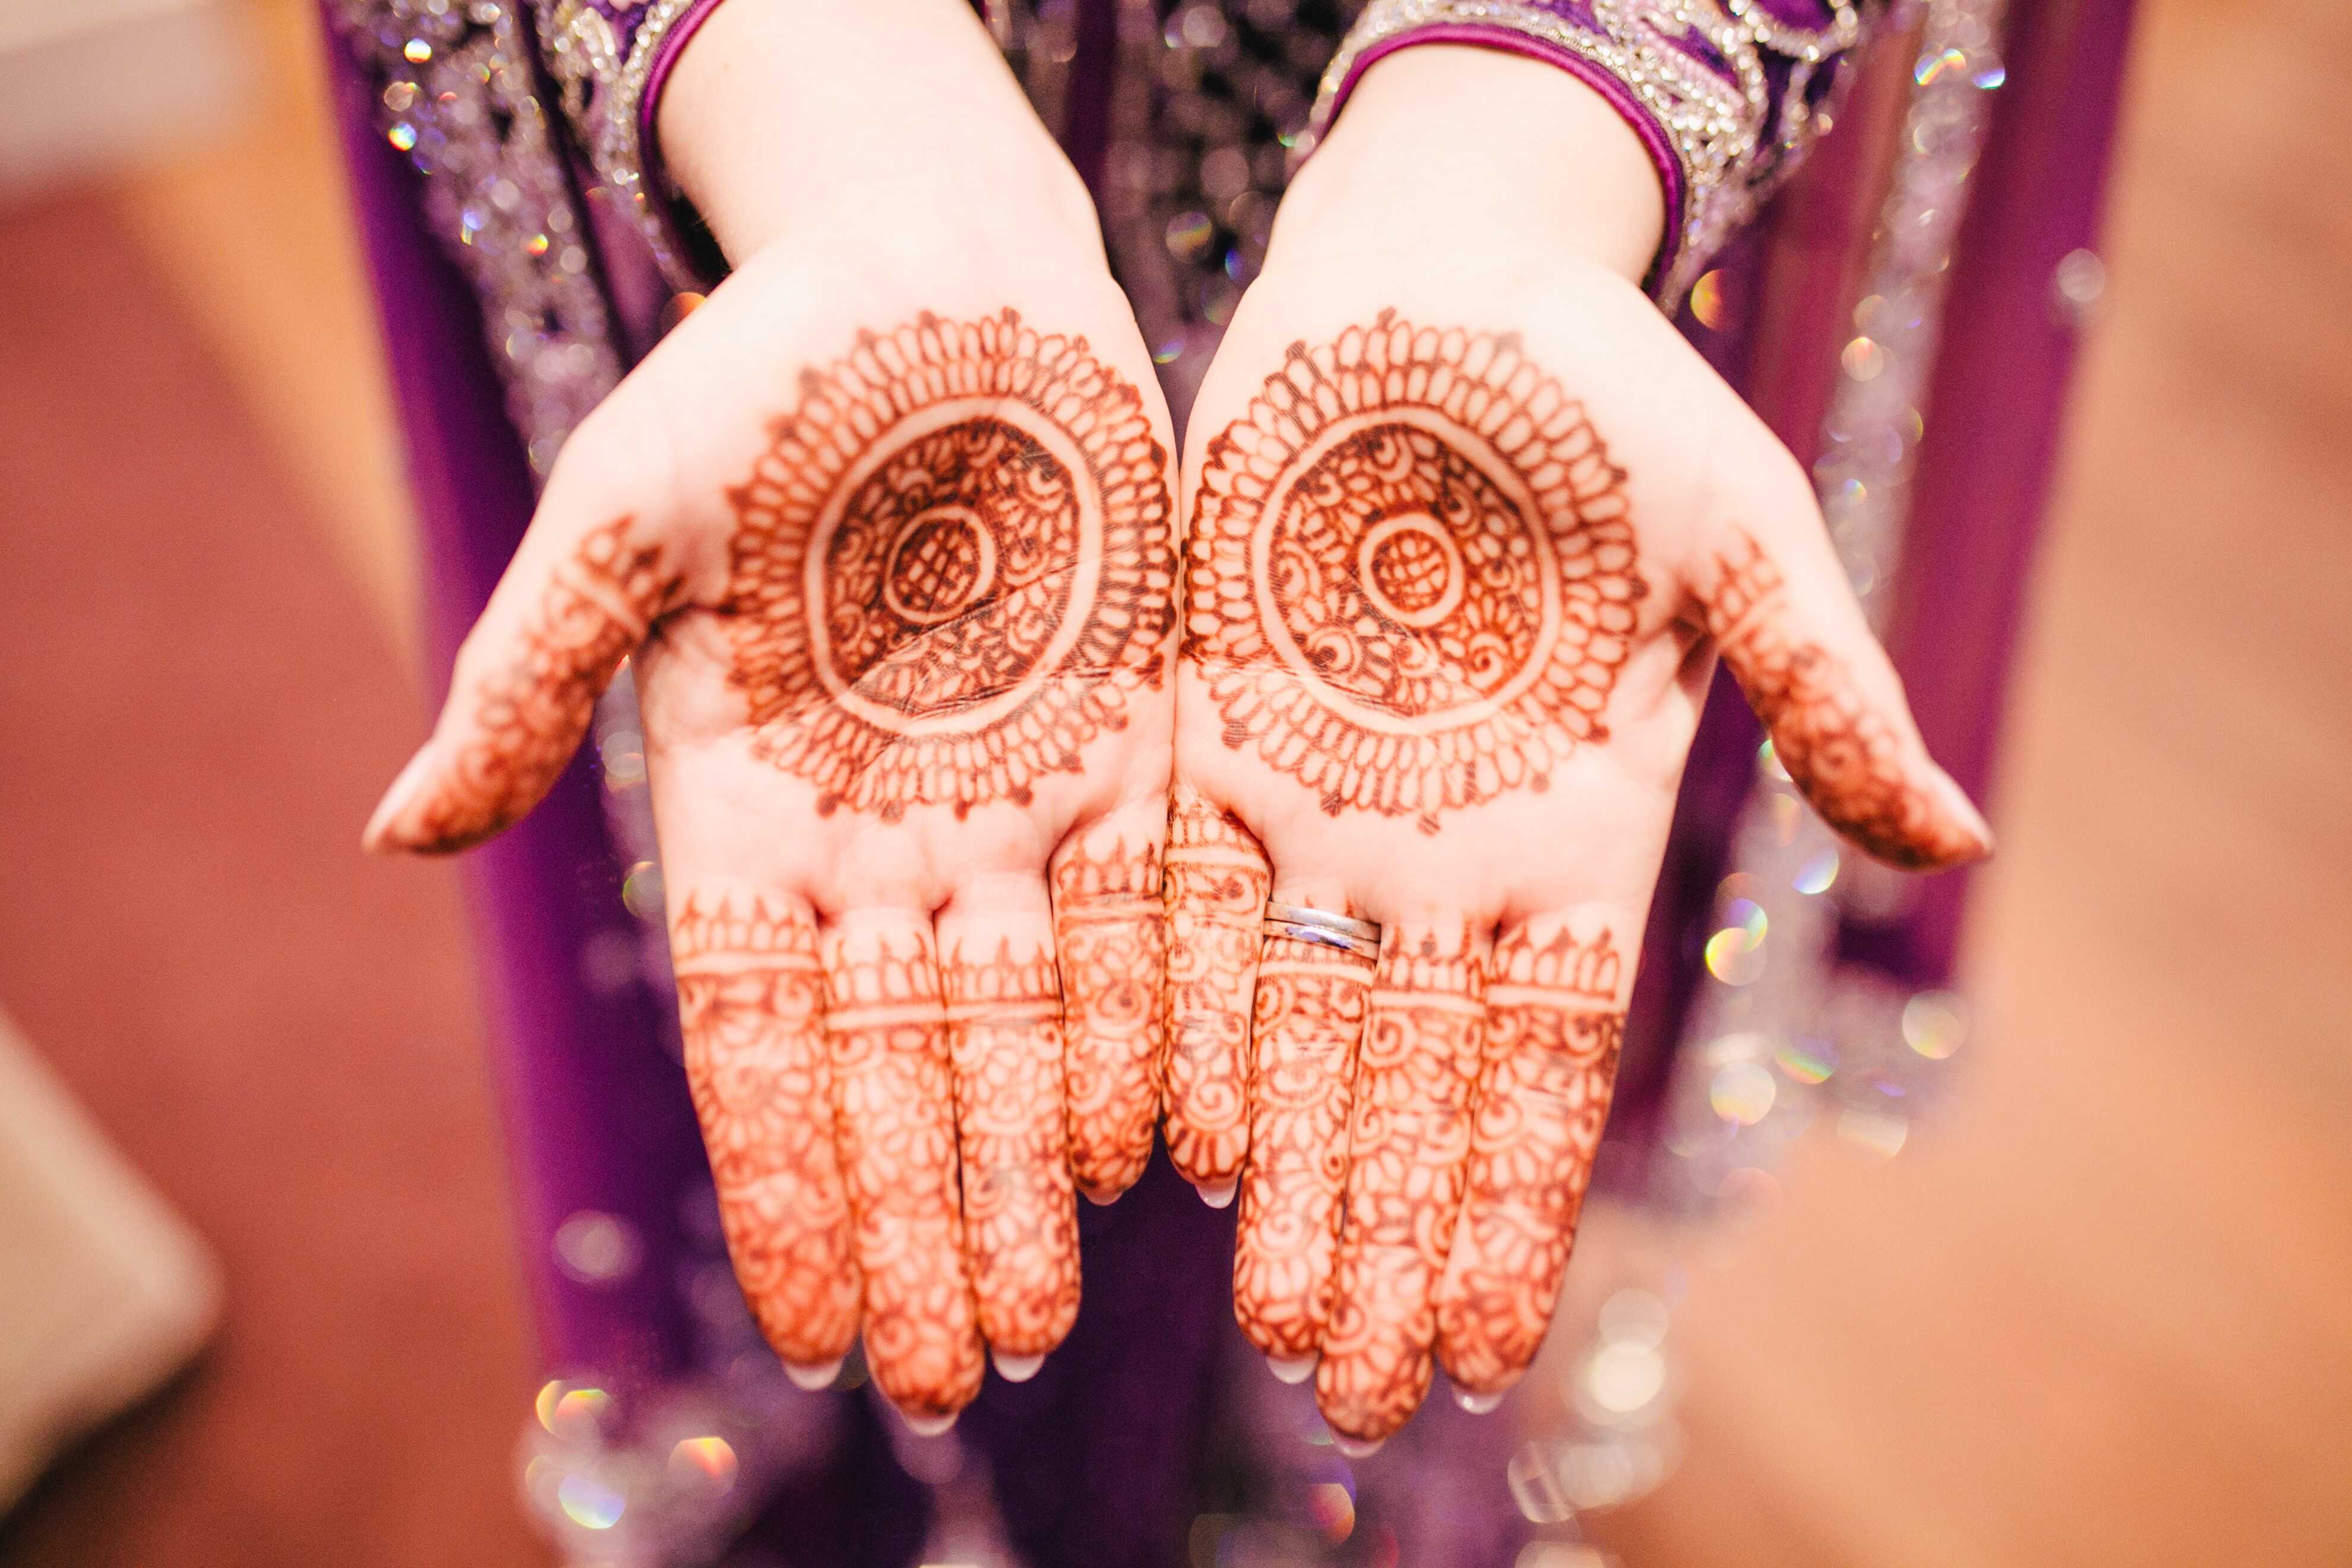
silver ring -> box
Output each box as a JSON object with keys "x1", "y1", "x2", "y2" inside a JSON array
[{"x1": 1262, "y1": 902, "x2": 1383, "y2": 959}]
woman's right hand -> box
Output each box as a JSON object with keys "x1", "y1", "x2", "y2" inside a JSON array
[{"x1": 365, "y1": 0, "x2": 1180, "y2": 1433}]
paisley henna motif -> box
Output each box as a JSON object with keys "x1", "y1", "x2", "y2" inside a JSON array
[
  {"x1": 393, "y1": 516, "x2": 681, "y2": 852},
  {"x1": 724, "y1": 309, "x2": 1174, "y2": 821},
  {"x1": 1052, "y1": 837, "x2": 1166, "y2": 1200},
  {"x1": 1434, "y1": 924, "x2": 1626, "y2": 1396},
  {"x1": 940, "y1": 935, "x2": 1082, "y2": 1358},
  {"x1": 1704, "y1": 532, "x2": 1980, "y2": 870},
  {"x1": 1160, "y1": 783, "x2": 1270, "y2": 1188},
  {"x1": 671, "y1": 893, "x2": 861, "y2": 1371},
  {"x1": 1186, "y1": 312, "x2": 1645, "y2": 832},
  {"x1": 1232, "y1": 937, "x2": 1374, "y2": 1360},
  {"x1": 822, "y1": 922, "x2": 985, "y2": 1420},
  {"x1": 1316, "y1": 924, "x2": 1489, "y2": 1442}
]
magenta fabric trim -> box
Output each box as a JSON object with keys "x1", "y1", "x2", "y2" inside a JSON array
[
  {"x1": 1320, "y1": 24, "x2": 1686, "y2": 295},
  {"x1": 631, "y1": 0, "x2": 730, "y2": 282}
]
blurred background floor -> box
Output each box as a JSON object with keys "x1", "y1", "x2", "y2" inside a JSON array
[{"x1": 0, "y1": 1, "x2": 2344, "y2": 1564}]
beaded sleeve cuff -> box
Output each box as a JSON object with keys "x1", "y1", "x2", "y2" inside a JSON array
[
  {"x1": 532, "y1": 0, "x2": 726, "y2": 287},
  {"x1": 1307, "y1": 0, "x2": 1877, "y2": 309}
]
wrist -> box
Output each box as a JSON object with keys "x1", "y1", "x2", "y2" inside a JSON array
[
  {"x1": 656, "y1": 0, "x2": 1099, "y2": 265},
  {"x1": 1276, "y1": 45, "x2": 1666, "y2": 287}
]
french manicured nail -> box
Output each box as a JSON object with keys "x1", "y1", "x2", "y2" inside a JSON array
[
  {"x1": 992, "y1": 1351, "x2": 1045, "y2": 1383},
  {"x1": 1933, "y1": 766, "x2": 1996, "y2": 858},
  {"x1": 362, "y1": 744, "x2": 436, "y2": 850},
  {"x1": 1454, "y1": 1386, "x2": 1504, "y2": 1414},
  {"x1": 1332, "y1": 1434, "x2": 1384, "y2": 1459},
  {"x1": 783, "y1": 1356, "x2": 845, "y2": 1391},
  {"x1": 902, "y1": 1409, "x2": 957, "y2": 1437},
  {"x1": 1267, "y1": 1354, "x2": 1315, "y2": 1385},
  {"x1": 1193, "y1": 1178, "x2": 1237, "y2": 1209}
]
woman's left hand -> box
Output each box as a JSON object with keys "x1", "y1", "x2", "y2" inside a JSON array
[{"x1": 1163, "y1": 45, "x2": 1991, "y2": 1449}]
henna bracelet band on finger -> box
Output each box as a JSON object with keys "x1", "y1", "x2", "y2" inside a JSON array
[{"x1": 1262, "y1": 903, "x2": 1383, "y2": 960}]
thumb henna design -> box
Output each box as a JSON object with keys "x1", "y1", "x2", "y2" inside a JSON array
[{"x1": 1704, "y1": 532, "x2": 1987, "y2": 870}]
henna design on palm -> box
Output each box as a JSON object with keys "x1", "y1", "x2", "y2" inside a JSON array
[
  {"x1": 725, "y1": 309, "x2": 1174, "y2": 821},
  {"x1": 371, "y1": 302, "x2": 1183, "y2": 1429},
  {"x1": 1186, "y1": 311, "x2": 1644, "y2": 832}
]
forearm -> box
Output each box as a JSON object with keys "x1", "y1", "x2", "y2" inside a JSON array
[
  {"x1": 655, "y1": 0, "x2": 1098, "y2": 263},
  {"x1": 1276, "y1": 45, "x2": 1666, "y2": 287}
]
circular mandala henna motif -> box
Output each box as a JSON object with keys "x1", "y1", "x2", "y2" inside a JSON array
[
  {"x1": 1187, "y1": 311, "x2": 1643, "y2": 824},
  {"x1": 726, "y1": 311, "x2": 1172, "y2": 819}
]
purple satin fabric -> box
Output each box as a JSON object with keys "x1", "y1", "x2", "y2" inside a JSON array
[{"x1": 324, "y1": 1, "x2": 2137, "y2": 1561}]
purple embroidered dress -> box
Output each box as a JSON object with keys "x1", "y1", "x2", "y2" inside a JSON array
[{"x1": 317, "y1": 2, "x2": 2133, "y2": 1563}]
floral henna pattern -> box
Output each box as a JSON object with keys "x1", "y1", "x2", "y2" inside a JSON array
[
  {"x1": 397, "y1": 516, "x2": 681, "y2": 852},
  {"x1": 1316, "y1": 924, "x2": 1490, "y2": 1441},
  {"x1": 1705, "y1": 533, "x2": 1979, "y2": 870},
  {"x1": 1161, "y1": 784, "x2": 1270, "y2": 1187},
  {"x1": 1434, "y1": 926, "x2": 1626, "y2": 1396},
  {"x1": 940, "y1": 937, "x2": 1082, "y2": 1358},
  {"x1": 1232, "y1": 937, "x2": 1375, "y2": 1361},
  {"x1": 671, "y1": 894, "x2": 861, "y2": 1370},
  {"x1": 1187, "y1": 312, "x2": 1645, "y2": 832},
  {"x1": 723, "y1": 310, "x2": 1175, "y2": 821},
  {"x1": 1051, "y1": 839, "x2": 1166, "y2": 1199},
  {"x1": 822, "y1": 925, "x2": 985, "y2": 1419}
]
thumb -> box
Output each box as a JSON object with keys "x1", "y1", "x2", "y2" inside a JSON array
[
  {"x1": 365, "y1": 418, "x2": 684, "y2": 855},
  {"x1": 1692, "y1": 447, "x2": 1992, "y2": 872}
]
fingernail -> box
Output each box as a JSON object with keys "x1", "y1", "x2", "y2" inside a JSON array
[
  {"x1": 363, "y1": 744, "x2": 437, "y2": 851},
  {"x1": 992, "y1": 1351, "x2": 1045, "y2": 1383},
  {"x1": 782, "y1": 1355, "x2": 845, "y2": 1391},
  {"x1": 1193, "y1": 1178, "x2": 1237, "y2": 1209},
  {"x1": 1931, "y1": 766, "x2": 1996, "y2": 859},
  {"x1": 1267, "y1": 1354, "x2": 1316, "y2": 1385},
  {"x1": 1332, "y1": 1434, "x2": 1384, "y2": 1459},
  {"x1": 1454, "y1": 1386, "x2": 1504, "y2": 1415},
  {"x1": 902, "y1": 1409, "x2": 957, "y2": 1437}
]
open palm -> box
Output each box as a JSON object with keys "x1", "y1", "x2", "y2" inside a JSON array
[
  {"x1": 366, "y1": 251, "x2": 1179, "y2": 1431},
  {"x1": 1164, "y1": 273, "x2": 1990, "y2": 1449}
]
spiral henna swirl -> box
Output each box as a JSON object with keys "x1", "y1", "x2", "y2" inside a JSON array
[
  {"x1": 671, "y1": 894, "x2": 861, "y2": 1370},
  {"x1": 725, "y1": 309, "x2": 1174, "y2": 821},
  {"x1": 822, "y1": 925, "x2": 985, "y2": 1419},
  {"x1": 1316, "y1": 924, "x2": 1490, "y2": 1442},
  {"x1": 1705, "y1": 532, "x2": 1979, "y2": 870},
  {"x1": 1232, "y1": 938, "x2": 1374, "y2": 1360},
  {"x1": 1052, "y1": 839, "x2": 1166, "y2": 1199},
  {"x1": 1161, "y1": 784, "x2": 1270, "y2": 1187},
  {"x1": 1434, "y1": 925, "x2": 1626, "y2": 1396},
  {"x1": 1187, "y1": 312, "x2": 1644, "y2": 831}
]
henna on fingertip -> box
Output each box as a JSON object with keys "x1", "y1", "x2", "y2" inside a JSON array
[
  {"x1": 1160, "y1": 785, "x2": 1269, "y2": 1187},
  {"x1": 1052, "y1": 836, "x2": 1168, "y2": 1201},
  {"x1": 1314, "y1": 921, "x2": 1490, "y2": 1441},
  {"x1": 1434, "y1": 924, "x2": 1626, "y2": 1396},
  {"x1": 1231, "y1": 938, "x2": 1374, "y2": 1361},
  {"x1": 940, "y1": 933, "x2": 1083, "y2": 1358}
]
